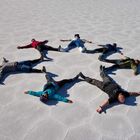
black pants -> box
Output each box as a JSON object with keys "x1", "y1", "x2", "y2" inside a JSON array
[
  {"x1": 43, "y1": 73, "x2": 74, "y2": 90},
  {"x1": 0, "y1": 58, "x2": 42, "y2": 83},
  {"x1": 36, "y1": 45, "x2": 59, "y2": 52},
  {"x1": 98, "y1": 49, "x2": 117, "y2": 61},
  {"x1": 83, "y1": 48, "x2": 106, "y2": 54},
  {"x1": 19, "y1": 58, "x2": 41, "y2": 66},
  {"x1": 17, "y1": 58, "x2": 42, "y2": 73},
  {"x1": 36, "y1": 45, "x2": 59, "y2": 58},
  {"x1": 104, "y1": 59, "x2": 132, "y2": 71},
  {"x1": 83, "y1": 71, "x2": 112, "y2": 91}
]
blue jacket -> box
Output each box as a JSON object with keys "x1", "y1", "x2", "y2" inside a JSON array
[{"x1": 28, "y1": 85, "x2": 69, "y2": 103}]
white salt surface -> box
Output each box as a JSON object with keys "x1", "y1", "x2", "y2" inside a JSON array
[{"x1": 0, "y1": 0, "x2": 140, "y2": 140}]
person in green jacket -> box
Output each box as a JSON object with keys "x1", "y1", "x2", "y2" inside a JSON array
[
  {"x1": 103, "y1": 55, "x2": 140, "y2": 75},
  {"x1": 24, "y1": 67, "x2": 80, "y2": 103}
]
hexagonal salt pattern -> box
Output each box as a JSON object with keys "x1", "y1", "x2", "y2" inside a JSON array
[{"x1": 0, "y1": 0, "x2": 140, "y2": 140}]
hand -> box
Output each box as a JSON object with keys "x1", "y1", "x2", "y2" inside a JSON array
[
  {"x1": 24, "y1": 91, "x2": 28, "y2": 94},
  {"x1": 44, "y1": 40, "x2": 48, "y2": 43},
  {"x1": 96, "y1": 106, "x2": 103, "y2": 113},
  {"x1": 17, "y1": 46, "x2": 21, "y2": 49},
  {"x1": 68, "y1": 100, "x2": 73, "y2": 103}
]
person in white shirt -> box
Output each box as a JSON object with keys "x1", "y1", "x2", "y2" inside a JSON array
[{"x1": 59, "y1": 34, "x2": 94, "y2": 53}]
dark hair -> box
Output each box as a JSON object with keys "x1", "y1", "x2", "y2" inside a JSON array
[
  {"x1": 31, "y1": 38, "x2": 35, "y2": 42},
  {"x1": 135, "y1": 60, "x2": 140, "y2": 64},
  {"x1": 40, "y1": 94, "x2": 48, "y2": 103},
  {"x1": 113, "y1": 43, "x2": 117, "y2": 47},
  {"x1": 74, "y1": 34, "x2": 80, "y2": 38}
]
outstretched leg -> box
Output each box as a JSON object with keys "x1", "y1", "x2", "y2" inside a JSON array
[
  {"x1": 100, "y1": 66, "x2": 113, "y2": 84},
  {"x1": 56, "y1": 79, "x2": 73, "y2": 88},
  {"x1": 100, "y1": 59, "x2": 121, "y2": 64},
  {"x1": 45, "y1": 73, "x2": 56, "y2": 84},
  {"x1": 105, "y1": 64, "x2": 120, "y2": 71},
  {"x1": 56, "y1": 74, "x2": 79, "y2": 88},
  {"x1": 30, "y1": 68, "x2": 43, "y2": 73},
  {"x1": 0, "y1": 73, "x2": 5, "y2": 84},
  {"x1": 79, "y1": 72, "x2": 104, "y2": 90},
  {"x1": 44, "y1": 45, "x2": 59, "y2": 52},
  {"x1": 42, "y1": 67, "x2": 56, "y2": 84},
  {"x1": 83, "y1": 47, "x2": 107, "y2": 54},
  {"x1": 99, "y1": 48, "x2": 118, "y2": 61},
  {"x1": 28, "y1": 58, "x2": 42, "y2": 65},
  {"x1": 59, "y1": 40, "x2": 77, "y2": 52},
  {"x1": 17, "y1": 62, "x2": 44, "y2": 73},
  {"x1": 18, "y1": 58, "x2": 42, "y2": 67}
]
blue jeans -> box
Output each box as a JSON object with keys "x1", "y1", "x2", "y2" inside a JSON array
[
  {"x1": 17, "y1": 61, "x2": 32, "y2": 72},
  {"x1": 62, "y1": 39, "x2": 86, "y2": 52}
]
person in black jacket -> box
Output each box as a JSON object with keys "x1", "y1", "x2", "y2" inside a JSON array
[{"x1": 79, "y1": 65, "x2": 140, "y2": 113}]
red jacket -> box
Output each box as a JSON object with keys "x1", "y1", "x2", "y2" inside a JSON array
[{"x1": 20, "y1": 40, "x2": 48, "y2": 49}]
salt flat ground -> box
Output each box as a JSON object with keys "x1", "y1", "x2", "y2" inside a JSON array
[{"x1": 0, "y1": 0, "x2": 140, "y2": 140}]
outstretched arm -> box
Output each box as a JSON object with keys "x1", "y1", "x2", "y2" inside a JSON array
[
  {"x1": 96, "y1": 99, "x2": 109, "y2": 113},
  {"x1": 120, "y1": 53, "x2": 129, "y2": 59},
  {"x1": 60, "y1": 39, "x2": 72, "y2": 42},
  {"x1": 117, "y1": 50, "x2": 124, "y2": 55},
  {"x1": 82, "y1": 39, "x2": 93, "y2": 44},
  {"x1": 97, "y1": 44, "x2": 105, "y2": 47},
  {"x1": 129, "y1": 92, "x2": 140, "y2": 96},
  {"x1": 24, "y1": 91, "x2": 43, "y2": 97},
  {"x1": 40, "y1": 40, "x2": 48, "y2": 44},
  {"x1": 17, "y1": 44, "x2": 32, "y2": 49}
]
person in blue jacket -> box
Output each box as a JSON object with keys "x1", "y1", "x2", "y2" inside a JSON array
[{"x1": 24, "y1": 67, "x2": 80, "y2": 103}]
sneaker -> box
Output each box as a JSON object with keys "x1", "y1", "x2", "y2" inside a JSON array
[
  {"x1": 73, "y1": 73, "x2": 80, "y2": 81},
  {"x1": 42, "y1": 66, "x2": 47, "y2": 73},
  {"x1": 3, "y1": 57, "x2": 8, "y2": 63},
  {"x1": 100, "y1": 65, "x2": 105, "y2": 72},
  {"x1": 40, "y1": 55, "x2": 44, "y2": 61},
  {"x1": 58, "y1": 45, "x2": 62, "y2": 51},
  {"x1": 58, "y1": 45, "x2": 67, "y2": 52},
  {"x1": 79, "y1": 72, "x2": 86, "y2": 79}
]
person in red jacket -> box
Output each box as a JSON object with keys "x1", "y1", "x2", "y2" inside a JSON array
[{"x1": 17, "y1": 39, "x2": 61, "y2": 60}]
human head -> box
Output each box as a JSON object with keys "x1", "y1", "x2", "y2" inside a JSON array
[
  {"x1": 134, "y1": 60, "x2": 140, "y2": 64},
  {"x1": 74, "y1": 34, "x2": 80, "y2": 39},
  {"x1": 40, "y1": 93, "x2": 48, "y2": 102},
  {"x1": 118, "y1": 93, "x2": 125, "y2": 103},
  {"x1": 31, "y1": 38, "x2": 36, "y2": 42},
  {"x1": 113, "y1": 43, "x2": 117, "y2": 47}
]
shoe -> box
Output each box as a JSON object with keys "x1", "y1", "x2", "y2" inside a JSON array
[
  {"x1": 73, "y1": 73, "x2": 80, "y2": 81},
  {"x1": 3, "y1": 57, "x2": 8, "y2": 63},
  {"x1": 42, "y1": 66, "x2": 47, "y2": 73},
  {"x1": 58, "y1": 45, "x2": 67, "y2": 52},
  {"x1": 79, "y1": 72, "x2": 86, "y2": 79},
  {"x1": 100, "y1": 65, "x2": 103, "y2": 71},
  {"x1": 39, "y1": 55, "x2": 44, "y2": 61},
  {"x1": 100, "y1": 65, "x2": 105, "y2": 72},
  {"x1": 58, "y1": 45, "x2": 62, "y2": 51}
]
